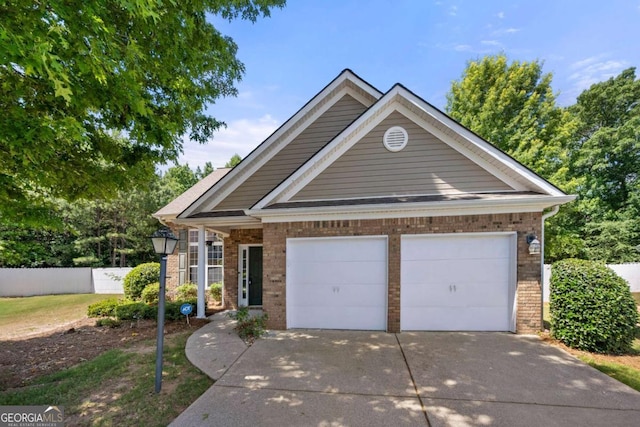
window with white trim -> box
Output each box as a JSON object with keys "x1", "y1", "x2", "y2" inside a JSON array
[
  {"x1": 188, "y1": 230, "x2": 199, "y2": 284},
  {"x1": 206, "y1": 231, "x2": 223, "y2": 285},
  {"x1": 187, "y1": 229, "x2": 224, "y2": 286}
]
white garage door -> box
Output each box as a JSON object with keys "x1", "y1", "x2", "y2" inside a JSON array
[
  {"x1": 287, "y1": 236, "x2": 387, "y2": 330},
  {"x1": 401, "y1": 233, "x2": 515, "y2": 331}
]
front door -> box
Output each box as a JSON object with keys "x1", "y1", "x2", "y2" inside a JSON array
[
  {"x1": 238, "y1": 245, "x2": 263, "y2": 307},
  {"x1": 248, "y1": 246, "x2": 263, "y2": 306}
]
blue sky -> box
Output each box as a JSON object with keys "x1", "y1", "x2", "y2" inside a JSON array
[{"x1": 178, "y1": 0, "x2": 640, "y2": 170}]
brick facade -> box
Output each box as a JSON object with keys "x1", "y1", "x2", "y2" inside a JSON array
[
  {"x1": 259, "y1": 213, "x2": 542, "y2": 334},
  {"x1": 223, "y1": 228, "x2": 264, "y2": 309}
]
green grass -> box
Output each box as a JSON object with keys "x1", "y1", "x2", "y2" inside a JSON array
[
  {"x1": 578, "y1": 356, "x2": 640, "y2": 392},
  {"x1": 545, "y1": 297, "x2": 640, "y2": 392},
  {"x1": 0, "y1": 294, "x2": 121, "y2": 338},
  {"x1": 0, "y1": 332, "x2": 213, "y2": 426}
]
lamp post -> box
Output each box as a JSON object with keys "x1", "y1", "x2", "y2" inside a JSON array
[{"x1": 150, "y1": 228, "x2": 178, "y2": 393}]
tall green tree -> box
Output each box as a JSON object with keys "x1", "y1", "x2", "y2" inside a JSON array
[
  {"x1": 0, "y1": 0, "x2": 284, "y2": 225},
  {"x1": 567, "y1": 68, "x2": 640, "y2": 262},
  {"x1": 446, "y1": 54, "x2": 575, "y2": 181},
  {"x1": 446, "y1": 55, "x2": 578, "y2": 261},
  {"x1": 0, "y1": 163, "x2": 207, "y2": 267}
]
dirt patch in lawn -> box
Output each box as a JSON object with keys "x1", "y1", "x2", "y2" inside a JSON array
[
  {"x1": 0, "y1": 313, "x2": 220, "y2": 390},
  {"x1": 540, "y1": 332, "x2": 640, "y2": 371}
]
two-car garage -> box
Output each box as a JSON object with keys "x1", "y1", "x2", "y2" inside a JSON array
[{"x1": 286, "y1": 233, "x2": 516, "y2": 332}]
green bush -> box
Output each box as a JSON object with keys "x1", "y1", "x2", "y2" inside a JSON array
[
  {"x1": 141, "y1": 282, "x2": 161, "y2": 304},
  {"x1": 114, "y1": 301, "x2": 155, "y2": 321},
  {"x1": 123, "y1": 262, "x2": 160, "y2": 301},
  {"x1": 166, "y1": 301, "x2": 195, "y2": 320},
  {"x1": 87, "y1": 298, "x2": 120, "y2": 318},
  {"x1": 228, "y1": 307, "x2": 269, "y2": 341},
  {"x1": 550, "y1": 259, "x2": 639, "y2": 354},
  {"x1": 209, "y1": 282, "x2": 222, "y2": 301},
  {"x1": 176, "y1": 283, "x2": 198, "y2": 301}
]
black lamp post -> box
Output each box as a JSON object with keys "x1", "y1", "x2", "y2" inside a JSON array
[{"x1": 150, "y1": 228, "x2": 178, "y2": 393}]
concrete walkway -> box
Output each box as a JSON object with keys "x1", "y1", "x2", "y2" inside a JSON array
[{"x1": 171, "y1": 313, "x2": 640, "y2": 427}]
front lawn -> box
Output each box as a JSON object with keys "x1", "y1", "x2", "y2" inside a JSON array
[
  {"x1": 0, "y1": 294, "x2": 121, "y2": 338},
  {"x1": 0, "y1": 331, "x2": 212, "y2": 426}
]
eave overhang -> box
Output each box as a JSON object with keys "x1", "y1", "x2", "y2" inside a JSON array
[{"x1": 245, "y1": 194, "x2": 576, "y2": 223}]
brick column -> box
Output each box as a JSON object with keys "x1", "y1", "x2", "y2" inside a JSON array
[{"x1": 387, "y1": 233, "x2": 401, "y2": 332}]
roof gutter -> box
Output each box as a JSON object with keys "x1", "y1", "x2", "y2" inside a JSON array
[{"x1": 540, "y1": 205, "x2": 560, "y2": 331}]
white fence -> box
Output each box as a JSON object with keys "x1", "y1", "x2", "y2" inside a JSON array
[
  {"x1": 0, "y1": 268, "x2": 131, "y2": 297},
  {"x1": 543, "y1": 263, "x2": 640, "y2": 302}
]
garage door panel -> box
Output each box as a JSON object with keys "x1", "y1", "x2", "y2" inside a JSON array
[
  {"x1": 402, "y1": 284, "x2": 508, "y2": 308},
  {"x1": 290, "y1": 261, "x2": 386, "y2": 286},
  {"x1": 289, "y1": 284, "x2": 387, "y2": 307},
  {"x1": 402, "y1": 307, "x2": 509, "y2": 331},
  {"x1": 401, "y1": 233, "x2": 514, "y2": 332},
  {"x1": 289, "y1": 306, "x2": 387, "y2": 330},
  {"x1": 401, "y1": 282, "x2": 452, "y2": 306},
  {"x1": 289, "y1": 239, "x2": 387, "y2": 263},
  {"x1": 402, "y1": 259, "x2": 510, "y2": 285},
  {"x1": 402, "y1": 236, "x2": 509, "y2": 260},
  {"x1": 287, "y1": 236, "x2": 387, "y2": 330}
]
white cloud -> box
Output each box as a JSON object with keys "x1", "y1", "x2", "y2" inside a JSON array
[
  {"x1": 556, "y1": 56, "x2": 629, "y2": 105},
  {"x1": 497, "y1": 11, "x2": 505, "y2": 19},
  {"x1": 177, "y1": 114, "x2": 280, "y2": 169},
  {"x1": 569, "y1": 56, "x2": 628, "y2": 92},
  {"x1": 491, "y1": 27, "x2": 520, "y2": 36},
  {"x1": 449, "y1": 5, "x2": 458, "y2": 16},
  {"x1": 481, "y1": 40, "x2": 501, "y2": 46},
  {"x1": 453, "y1": 44, "x2": 472, "y2": 52}
]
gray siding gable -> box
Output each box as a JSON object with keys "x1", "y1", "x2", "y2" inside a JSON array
[
  {"x1": 214, "y1": 94, "x2": 370, "y2": 210},
  {"x1": 290, "y1": 111, "x2": 514, "y2": 202}
]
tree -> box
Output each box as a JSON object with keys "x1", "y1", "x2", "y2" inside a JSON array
[
  {"x1": 446, "y1": 55, "x2": 580, "y2": 260},
  {"x1": 569, "y1": 68, "x2": 640, "y2": 213},
  {"x1": 446, "y1": 54, "x2": 575, "y2": 181},
  {"x1": 195, "y1": 162, "x2": 215, "y2": 179},
  {"x1": 0, "y1": 0, "x2": 284, "y2": 225},
  {"x1": 566, "y1": 68, "x2": 640, "y2": 262},
  {"x1": 225, "y1": 153, "x2": 243, "y2": 168}
]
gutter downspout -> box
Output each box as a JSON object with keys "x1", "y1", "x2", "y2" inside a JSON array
[{"x1": 541, "y1": 205, "x2": 560, "y2": 330}]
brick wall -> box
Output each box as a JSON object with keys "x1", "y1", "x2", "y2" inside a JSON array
[
  {"x1": 165, "y1": 225, "x2": 182, "y2": 295},
  {"x1": 223, "y1": 228, "x2": 263, "y2": 309},
  {"x1": 262, "y1": 213, "x2": 542, "y2": 334}
]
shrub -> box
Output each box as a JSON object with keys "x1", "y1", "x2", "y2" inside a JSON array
[
  {"x1": 228, "y1": 306, "x2": 269, "y2": 341},
  {"x1": 123, "y1": 262, "x2": 160, "y2": 301},
  {"x1": 87, "y1": 298, "x2": 120, "y2": 318},
  {"x1": 550, "y1": 259, "x2": 639, "y2": 354},
  {"x1": 209, "y1": 282, "x2": 222, "y2": 301},
  {"x1": 114, "y1": 301, "x2": 155, "y2": 321},
  {"x1": 96, "y1": 318, "x2": 121, "y2": 328},
  {"x1": 166, "y1": 301, "x2": 194, "y2": 320},
  {"x1": 141, "y1": 282, "x2": 161, "y2": 304},
  {"x1": 176, "y1": 283, "x2": 198, "y2": 301}
]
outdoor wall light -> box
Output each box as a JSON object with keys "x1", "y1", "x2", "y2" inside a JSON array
[
  {"x1": 526, "y1": 234, "x2": 541, "y2": 255},
  {"x1": 150, "y1": 227, "x2": 178, "y2": 393}
]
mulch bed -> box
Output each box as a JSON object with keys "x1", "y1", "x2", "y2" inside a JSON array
[{"x1": 0, "y1": 315, "x2": 216, "y2": 391}]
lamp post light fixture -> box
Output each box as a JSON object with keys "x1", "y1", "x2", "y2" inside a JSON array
[
  {"x1": 150, "y1": 228, "x2": 178, "y2": 394},
  {"x1": 526, "y1": 234, "x2": 541, "y2": 255}
]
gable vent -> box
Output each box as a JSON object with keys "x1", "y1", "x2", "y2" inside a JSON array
[{"x1": 383, "y1": 126, "x2": 408, "y2": 152}]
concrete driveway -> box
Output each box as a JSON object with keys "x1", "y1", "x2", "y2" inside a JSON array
[{"x1": 171, "y1": 317, "x2": 640, "y2": 427}]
